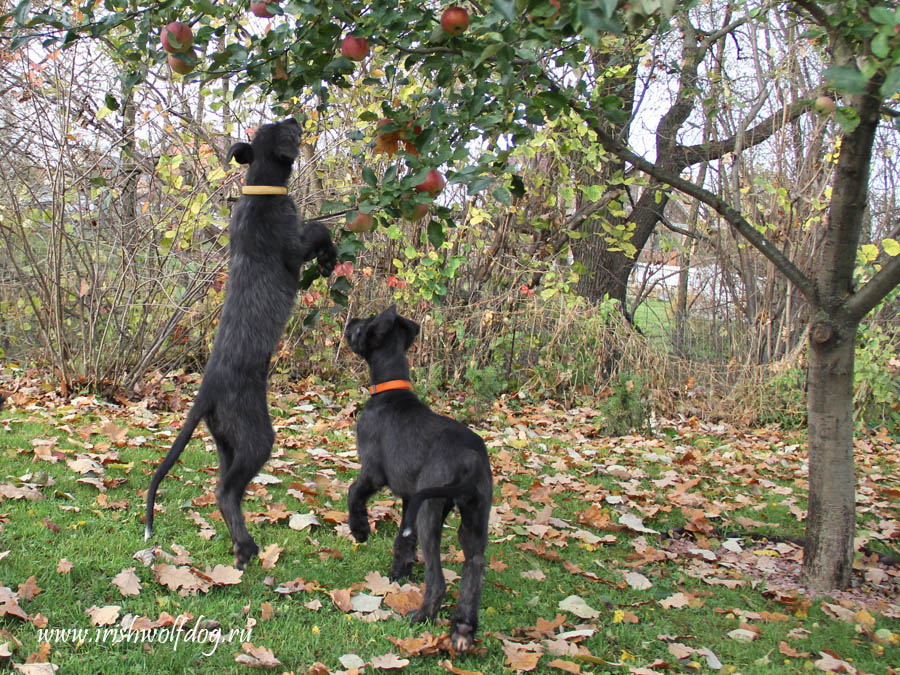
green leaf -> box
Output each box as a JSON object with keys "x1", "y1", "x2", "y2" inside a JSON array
[
  {"x1": 14, "y1": 0, "x2": 31, "y2": 26},
  {"x1": 882, "y1": 238, "x2": 900, "y2": 257},
  {"x1": 869, "y1": 6, "x2": 897, "y2": 24},
  {"x1": 302, "y1": 309, "x2": 321, "y2": 329},
  {"x1": 493, "y1": 0, "x2": 516, "y2": 23},
  {"x1": 362, "y1": 167, "x2": 378, "y2": 188},
  {"x1": 835, "y1": 106, "x2": 861, "y2": 133},
  {"x1": 492, "y1": 186, "x2": 511, "y2": 206},
  {"x1": 872, "y1": 32, "x2": 890, "y2": 59},
  {"x1": 823, "y1": 65, "x2": 868, "y2": 95},
  {"x1": 427, "y1": 219, "x2": 445, "y2": 248},
  {"x1": 881, "y1": 66, "x2": 900, "y2": 98}
]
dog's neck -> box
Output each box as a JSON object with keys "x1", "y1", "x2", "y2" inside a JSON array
[{"x1": 367, "y1": 351, "x2": 411, "y2": 391}]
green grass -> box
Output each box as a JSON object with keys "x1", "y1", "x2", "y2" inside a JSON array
[{"x1": 1, "y1": 387, "x2": 899, "y2": 674}]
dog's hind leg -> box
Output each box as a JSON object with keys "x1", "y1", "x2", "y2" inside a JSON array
[
  {"x1": 215, "y1": 405, "x2": 273, "y2": 569},
  {"x1": 411, "y1": 499, "x2": 447, "y2": 624},
  {"x1": 450, "y1": 497, "x2": 489, "y2": 653}
]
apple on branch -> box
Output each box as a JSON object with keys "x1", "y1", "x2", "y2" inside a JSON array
[
  {"x1": 161, "y1": 21, "x2": 193, "y2": 53},
  {"x1": 341, "y1": 35, "x2": 370, "y2": 62},
  {"x1": 347, "y1": 211, "x2": 375, "y2": 233},
  {"x1": 415, "y1": 169, "x2": 445, "y2": 197},
  {"x1": 250, "y1": 1, "x2": 279, "y2": 18},
  {"x1": 441, "y1": 6, "x2": 470, "y2": 36},
  {"x1": 168, "y1": 52, "x2": 197, "y2": 75}
]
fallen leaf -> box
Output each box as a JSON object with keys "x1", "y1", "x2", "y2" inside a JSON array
[
  {"x1": 288, "y1": 512, "x2": 320, "y2": 531},
  {"x1": 438, "y1": 659, "x2": 484, "y2": 674},
  {"x1": 727, "y1": 628, "x2": 757, "y2": 643},
  {"x1": 17, "y1": 577, "x2": 41, "y2": 602},
  {"x1": 111, "y1": 568, "x2": 141, "y2": 597},
  {"x1": 547, "y1": 659, "x2": 581, "y2": 674},
  {"x1": 0, "y1": 586, "x2": 28, "y2": 621},
  {"x1": 521, "y1": 569, "x2": 546, "y2": 581},
  {"x1": 330, "y1": 589, "x2": 353, "y2": 613},
  {"x1": 558, "y1": 595, "x2": 600, "y2": 620},
  {"x1": 260, "y1": 602, "x2": 274, "y2": 622},
  {"x1": 618, "y1": 513, "x2": 659, "y2": 534},
  {"x1": 204, "y1": 564, "x2": 243, "y2": 586},
  {"x1": 351, "y1": 593, "x2": 383, "y2": 613},
  {"x1": 86, "y1": 605, "x2": 120, "y2": 627},
  {"x1": 814, "y1": 650, "x2": 857, "y2": 673},
  {"x1": 659, "y1": 593, "x2": 690, "y2": 609},
  {"x1": 234, "y1": 642, "x2": 281, "y2": 668},
  {"x1": 258, "y1": 544, "x2": 282, "y2": 570},
  {"x1": 624, "y1": 571, "x2": 652, "y2": 591},
  {"x1": 339, "y1": 653, "x2": 367, "y2": 669},
  {"x1": 779, "y1": 641, "x2": 809, "y2": 658},
  {"x1": 13, "y1": 664, "x2": 59, "y2": 674},
  {"x1": 370, "y1": 652, "x2": 410, "y2": 669},
  {"x1": 383, "y1": 588, "x2": 423, "y2": 616}
]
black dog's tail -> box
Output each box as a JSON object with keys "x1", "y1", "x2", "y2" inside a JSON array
[
  {"x1": 144, "y1": 400, "x2": 210, "y2": 540},
  {"x1": 399, "y1": 481, "x2": 478, "y2": 539}
]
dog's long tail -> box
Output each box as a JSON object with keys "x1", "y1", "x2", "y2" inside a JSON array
[
  {"x1": 399, "y1": 481, "x2": 478, "y2": 538},
  {"x1": 144, "y1": 399, "x2": 209, "y2": 540}
]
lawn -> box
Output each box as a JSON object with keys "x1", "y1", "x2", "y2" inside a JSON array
[{"x1": 1, "y1": 377, "x2": 899, "y2": 673}]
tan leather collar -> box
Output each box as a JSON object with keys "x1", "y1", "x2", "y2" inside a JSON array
[
  {"x1": 242, "y1": 185, "x2": 288, "y2": 195},
  {"x1": 369, "y1": 380, "x2": 412, "y2": 395}
]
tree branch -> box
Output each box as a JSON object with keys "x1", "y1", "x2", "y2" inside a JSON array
[
  {"x1": 559, "y1": 93, "x2": 817, "y2": 301},
  {"x1": 677, "y1": 97, "x2": 811, "y2": 166},
  {"x1": 845, "y1": 254, "x2": 900, "y2": 322}
]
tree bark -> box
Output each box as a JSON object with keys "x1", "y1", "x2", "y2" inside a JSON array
[{"x1": 803, "y1": 317, "x2": 858, "y2": 590}]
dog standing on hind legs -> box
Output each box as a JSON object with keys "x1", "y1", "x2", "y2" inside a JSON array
[
  {"x1": 144, "y1": 118, "x2": 337, "y2": 569},
  {"x1": 345, "y1": 305, "x2": 493, "y2": 652}
]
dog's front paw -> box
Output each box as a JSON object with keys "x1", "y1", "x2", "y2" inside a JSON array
[
  {"x1": 316, "y1": 241, "x2": 337, "y2": 277},
  {"x1": 233, "y1": 540, "x2": 260, "y2": 570},
  {"x1": 348, "y1": 516, "x2": 370, "y2": 543},
  {"x1": 388, "y1": 560, "x2": 413, "y2": 582}
]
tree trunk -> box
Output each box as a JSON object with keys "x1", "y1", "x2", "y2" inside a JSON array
[{"x1": 803, "y1": 318, "x2": 858, "y2": 590}]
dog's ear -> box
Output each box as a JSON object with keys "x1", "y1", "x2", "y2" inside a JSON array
[
  {"x1": 397, "y1": 316, "x2": 420, "y2": 351},
  {"x1": 226, "y1": 142, "x2": 254, "y2": 165},
  {"x1": 369, "y1": 306, "x2": 397, "y2": 343}
]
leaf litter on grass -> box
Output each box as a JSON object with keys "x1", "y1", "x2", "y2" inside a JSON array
[{"x1": 1, "y1": 375, "x2": 899, "y2": 672}]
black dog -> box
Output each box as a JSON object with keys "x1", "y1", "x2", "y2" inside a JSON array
[
  {"x1": 345, "y1": 305, "x2": 493, "y2": 652},
  {"x1": 145, "y1": 118, "x2": 337, "y2": 569}
]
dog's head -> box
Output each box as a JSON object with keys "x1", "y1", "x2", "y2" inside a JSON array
[
  {"x1": 226, "y1": 118, "x2": 301, "y2": 185},
  {"x1": 346, "y1": 305, "x2": 420, "y2": 361}
]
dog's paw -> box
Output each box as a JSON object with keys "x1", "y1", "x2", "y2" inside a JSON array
[
  {"x1": 349, "y1": 519, "x2": 370, "y2": 543},
  {"x1": 388, "y1": 562, "x2": 413, "y2": 582},
  {"x1": 450, "y1": 622, "x2": 475, "y2": 653},
  {"x1": 233, "y1": 540, "x2": 260, "y2": 570},
  {"x1": 316, "y1": 242, "x2": 337, "y2": 278}
]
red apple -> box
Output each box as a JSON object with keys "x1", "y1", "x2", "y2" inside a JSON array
[
  {"x1": 441, "y1": 6, "x2": 469, "y2": 36},
  {"x1": 415, "y1": 169, "x2": 445, "y2": 196},
  {"x1": 168, "y1": 52, "x2": 196, "y2": 75},
  {"x1": 409, "y1": 202, "x2": 430, "y2": 220},
  {"x1": 347, "y1": 211, "x2": 375, "y2": 233},
  {"x1": 250, "y1": 1, "x2": 277, "y2": 18},
  {"x1": 813, "y1": 95, "x2": 836, "y2": 115},
  {"x1": 161, "y1": 21, "x2": 193, "y2": 54},
  {"x1": 341, "y1": 35, "x2": 370, "y2": 62}
]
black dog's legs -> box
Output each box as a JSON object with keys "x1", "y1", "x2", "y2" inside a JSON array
[
  {"x1": 389, "y1": 498, "x2": 416, "y2": 581},
  {"x1": 411, "y1": 499, "x2": 447, "y2": 623},
  {"x1": 211, "y1": 404, "x2": 273, "y2": 569},
  {"x1": 348, "y1": 473, "x2": 381, "y2": 543},
  {"x1": 451, "y1": 499, "x2": 488, "y2": 652}
]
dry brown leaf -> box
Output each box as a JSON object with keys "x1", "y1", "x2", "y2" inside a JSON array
[
  {"x1": 17, "y1": 577, "x2": 42, "y2": 602},
  {"x1": 13, "y1": 663, "x2": 59, "y2": 674},
  {"x1": 779, "y1": 641, "x2": 809, "y2": 658},
  {"x1": 274, "y1": 577, "x2": 315, "y2": 595},
  {"x1": 383, "y1": 588, "x2": 423, "y2": 616},
  {"x1": 152, "y1": 564, "x2": 202, "y2": 594},
  {"x1": 234, "y1": 642, "x2": 281, "y2": 668},
  {"x1": 330, "y1": 589, "x2": 353, "y2": 613},
  {"x1": 0, "y1": 586, "x2": 28, "y2": 621},
  {"x1": 370, "y1": 652, "x2": 410, "y2": 669},
  {"x1": 86, "y1": 605, "x2": 120, "y2": 627},
  {"x1": 258, "y1": 544, "x2": 282, "y2": 570},
  {"x1": 111, "y1": 568, "x2": 141, "y2": 597},
  {"x1": 659, "y1": 593, "x2": 690, "y2": 609},
  {"x1": 502, "y1": 647, "x2": 541, "y2": 672},
  {"x1": 438, "y1": 659, "x2": 484, "y2": 674},
  {"x1": 547, "y1": 659, "x2": 581, "y2": 674},
  {"x1": 205, "y1": 564, "x2": 243, "y2": 586},
  {"x1": 260, "y1": 602, "x2": 274, "y2": 622}
]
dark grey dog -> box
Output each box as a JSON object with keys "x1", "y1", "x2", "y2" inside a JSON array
[
  {"x1": 345, "y1": 305, "x2": 493, "y2": 652},
  {"x1": 145, "y1": 118, "x2": 337, "y2": 569}
]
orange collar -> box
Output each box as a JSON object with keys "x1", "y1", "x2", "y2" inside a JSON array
[
  {"x1": 242, "y1": 185, "x2": 287, "y2": 195},
  {"x1": 369, "y1": 379, "x2": 412, "y2": 395}
]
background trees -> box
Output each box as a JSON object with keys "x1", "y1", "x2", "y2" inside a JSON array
[{"x1": 2, "y1": 0, "x2": 899, "y2": 591}]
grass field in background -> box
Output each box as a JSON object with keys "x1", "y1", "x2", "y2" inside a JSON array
[{"x1": 1, "y1": 383, "x2": 898, "y2": 673}]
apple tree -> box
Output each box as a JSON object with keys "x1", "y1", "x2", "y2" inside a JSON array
[{"x1": 7, "y1": 0, "x2": 900, "y2": 591}]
